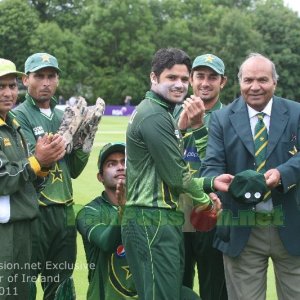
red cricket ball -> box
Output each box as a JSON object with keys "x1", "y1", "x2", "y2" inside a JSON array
[{"x1": 190, "y1": 205, "x2": 218, "y2": 232}]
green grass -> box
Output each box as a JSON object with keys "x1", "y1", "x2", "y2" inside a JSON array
[{"x1": 38, "y1": 116, "x2": 277, "y2": 299}]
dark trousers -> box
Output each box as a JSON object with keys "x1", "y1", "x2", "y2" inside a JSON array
[
  {"x1": 183, "y1": 230, "x2": 227, "y2": 300},
  {"x1": 122, "y1": 207, "x2": 200, "y2": 300},
  {"x1": 30, "y1": 205, "x2": 76, "y2": 300},
  {"x1": 0, "y1": 220, "x2": 31, "y2": 300}
]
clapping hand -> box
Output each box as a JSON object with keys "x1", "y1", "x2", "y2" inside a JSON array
[
  {"x1": 178, "y1": 95, "x2": 205, "y2": 130},
  {"x1": 35, "y1": 133, "x2": 66, "y2": 167}
]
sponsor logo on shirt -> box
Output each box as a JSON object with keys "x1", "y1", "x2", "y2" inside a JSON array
[
  {"x1": 109, "y1": 245, "x2": 137, "y2": 297},
  {"x1": 183, "y1": 147, "x2": 201, "y2": 162},
  {"x1": 33, "y1": 126, "x2": 45, "y2": 136},
  {"x1": 116, "y1": 245, "x2": 126, "y2": 257}
]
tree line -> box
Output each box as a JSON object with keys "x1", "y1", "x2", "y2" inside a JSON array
[{"x1": 1, "y1": 0, "x2": 299, "y2": 105}]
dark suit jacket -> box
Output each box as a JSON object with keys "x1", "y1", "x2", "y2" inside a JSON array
[{"x1": 201, "y1": 96, "x2": 300, "y2": 257}]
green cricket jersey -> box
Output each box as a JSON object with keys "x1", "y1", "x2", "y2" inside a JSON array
[
  {"x1": 126, "y1": 90, "x2": 215, "y2": 210},
  {"x1": 13, "y1": 94, "x2": 89, "y2": 206},
  {"x1": 173, "y1": 100, "x2": 223, "y2": 231},
  {"x1": 173, "y1": 100, "x2": 223, "y2": 176},
  {"x1": 76, "y1": 192, "x2": 137, "y2": 300},
  {"x1": 0, "y1": 112, "x2": 45, "y2": 221}
]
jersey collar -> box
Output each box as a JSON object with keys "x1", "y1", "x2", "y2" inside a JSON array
[
  {"x1": 145, "y1": 90, "x2": 176, "y2": 112},
  {"x1": 206, "y1": 99, "x2": 223, "y2": 114},
  {"x1": 0, "y1": 112, "x2": 21, "y2": 130},
  {"x1": 25, "y1": 93, "x2": 58, "y2": 110}
]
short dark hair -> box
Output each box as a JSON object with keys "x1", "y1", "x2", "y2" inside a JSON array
[{"x1": 151, "y1": 48, "x2": 191, "y2": 78}]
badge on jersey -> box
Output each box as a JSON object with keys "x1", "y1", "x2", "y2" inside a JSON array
[
  {"x1": 116, "y1": 245, "x2": 126, "y2": 257},
  {"x1": 109, "y1": 244, "x2": 137, "y2": 297},
  {"x1": 33, "y1": 126, "x2": 45, "y2": 136},
  {"x1": 184, "y1": 146, "x2": 200, "y2": 162}
]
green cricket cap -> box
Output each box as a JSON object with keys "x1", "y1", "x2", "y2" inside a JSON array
[
  {"x1": 98, "y1": 142, "x2": 125, "y2": 171},
  {"x1": 192, "y1": 54, "x2": 225, "y2": 75},
  {"x1": 25, "y1": 53, "x2": 61, "y2": 74},
  {"x1": 0, "y1": 58, "x2": 25, "y2": 78},
  {"x1": 229, "y1": 170, "x2": 268, "y2": 205}
]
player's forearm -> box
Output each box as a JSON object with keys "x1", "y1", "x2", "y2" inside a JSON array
[
  {"x1": 89, "y1": 215, "x2": 122, "y2": 252},
  {"x1": 0, "y1": 154, "x2": 38, "y2": 195},
  {"x1": 182, "y1": 176, "x2": 214, "y2": 206},
  {"x1": 67, "y1": 149, "x2": 90, "y2": 178}
]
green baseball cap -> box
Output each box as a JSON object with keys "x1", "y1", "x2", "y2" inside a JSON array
[
  {"x1": 25, "y1": 52, "x2": 61, "y2": 74},
  {"x1": 0, "y1": 58, "x2": 25, "y2": 78},
  {"x1": 192, "y1": 54, "x2": 225, "y2": 75},
  {"x1": 98, "y1": 142, "x2": 125, "y2": 171},
  {"x1": 228, "y1": 170, "x2": 268, "y2": 205}
]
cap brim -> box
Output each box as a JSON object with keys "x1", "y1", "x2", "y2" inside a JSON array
[
  {"x1": 0, "y1": 71, "x2": 25, "y2": 78},
  {"x1": 192, "y1": 63, "x2": 223, "y2": 75},
  {"x1": 26, "y1": 64, "x2": 61, "y2": 74},
  {"x1": 99, "y1": 144, "x2": 125, "y2": 170}
]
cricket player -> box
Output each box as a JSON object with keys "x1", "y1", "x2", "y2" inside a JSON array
[
  {"x1": 0, "y1": 58, "x2": 65, "y2": 299},
  {"x1": 77, "y1": 142, "x2": 137, "y2": 300},
  {"x1": 173, "y1": 54, "x2": 228, "y2": 300},
  {"x1": 121, "y1": 48, "x2": 233, "y2": 300},
  {"x1": 14, "y1": 53, "x2": 89, "y2": 299}
]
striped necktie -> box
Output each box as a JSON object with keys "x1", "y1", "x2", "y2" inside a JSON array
[{"x1": 254, "y1": 112, "x2": 270, "y2": 200}]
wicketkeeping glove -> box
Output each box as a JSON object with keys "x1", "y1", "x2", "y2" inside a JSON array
[
  {"x1": 57, "y1": 96, "x2": 87, "y2": 153},
  {"x1": 72, "y1": 97, "x2": 105, "y2": 153}
]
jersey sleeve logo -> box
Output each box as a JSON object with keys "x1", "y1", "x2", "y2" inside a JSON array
[
  {"x1": 108, "y1": 244, "x2": 137, "y2": 297},
  {"x1": 116, "y1": 245, "x2": 126, "y2": 257},
  {"x1": 50, "y1": 163, "x2": 63, "y2": 183}
]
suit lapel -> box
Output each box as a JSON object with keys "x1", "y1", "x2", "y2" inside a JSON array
[
  {"x1": 266, "y1": 97, "x2": 288, "y2": 159},
  {"x1": 229, "y1": 98, "x2": 255, "y2": 156}
]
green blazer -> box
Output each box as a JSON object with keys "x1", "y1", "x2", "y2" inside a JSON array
[{"x1": 201, "y1": 96, "x2": 300, "y2": 257}]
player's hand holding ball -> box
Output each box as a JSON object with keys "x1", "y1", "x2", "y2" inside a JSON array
[{"x1": 190, "y1": 193, "x2": 221, "y2": 232}]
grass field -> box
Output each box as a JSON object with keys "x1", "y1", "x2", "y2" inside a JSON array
[{"x1": 37, "y1": 116, "x2": 277, "y2": 299}]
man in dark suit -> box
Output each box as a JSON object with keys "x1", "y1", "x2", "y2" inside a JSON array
[{"x1": 201, "y1": 53, "x2": 300, "y2": 300}]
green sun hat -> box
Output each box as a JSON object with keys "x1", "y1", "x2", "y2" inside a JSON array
[
  {"x1": 0, "y1": 58, "x2": 25, "y2": 78},
  {"x1": 25, "y1": 53, "x2": 61, "y2": 74},
  {"x1": 192, "y1": 54, "x2": 225, "y2": 75},
  {"x1": 229, "y1": 169, "x2": 268, "y2": 205},
  {"x1": 98, "y1": 142, "x2": 125, "y2": 171}
]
